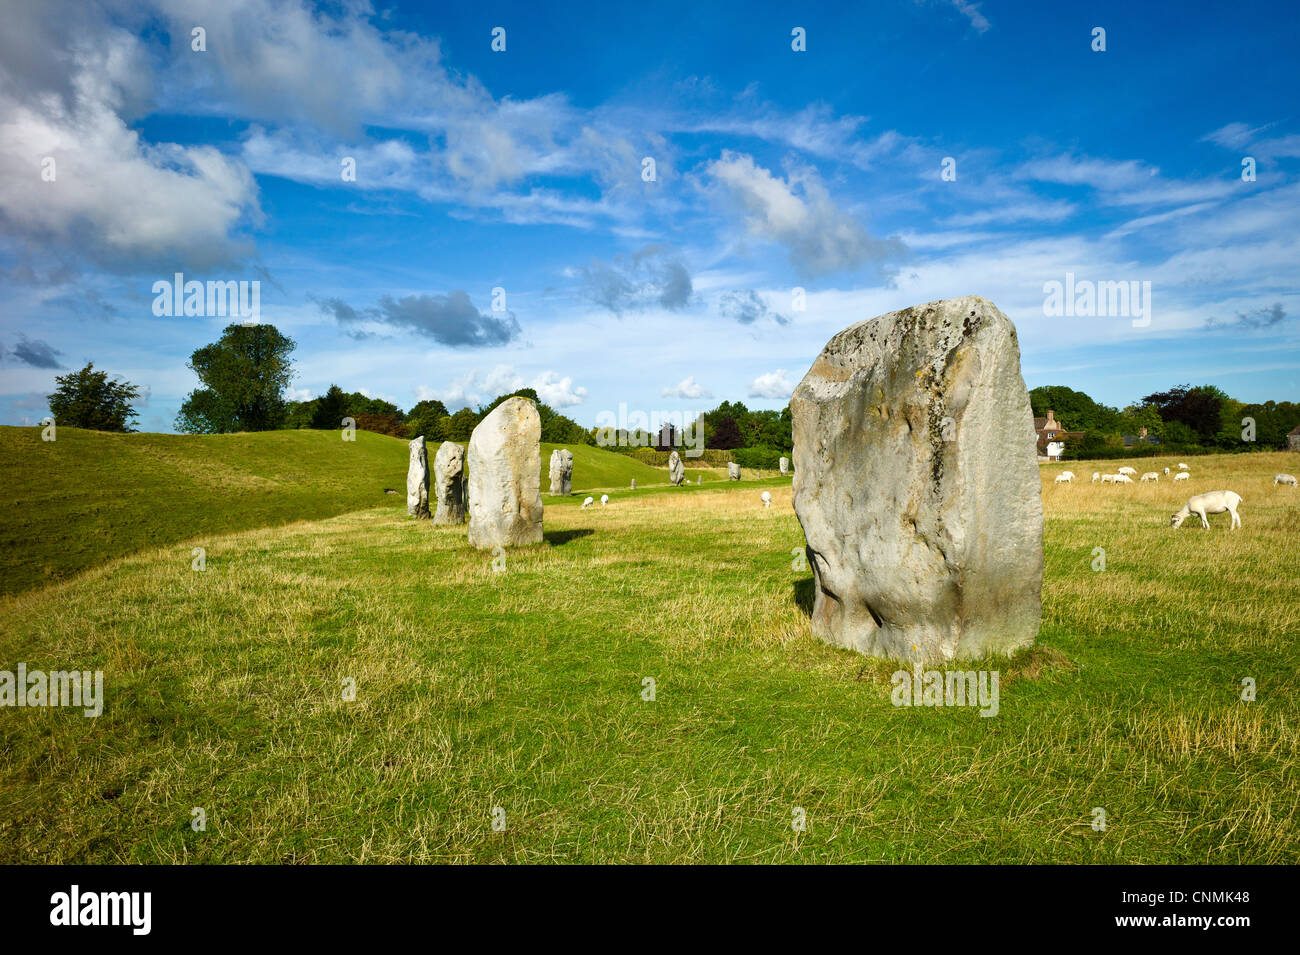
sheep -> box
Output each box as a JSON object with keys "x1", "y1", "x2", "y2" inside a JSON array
[
  {"x1": 1059, "y1": 470, "x2": 1075, "y2": 481},
  {"x1": 1054, "y1": 473, "x2": 1071, "y2": 484},
  {"x1": 760, "y1": 490, "x2": 773, "y2": 507},
  {"x1": 1173, "y1": 471, "x2": 1189, "y2": 482},
  {"x1": 600, "y1": 494, "x2": 609, "y2": 506},
  {"x1": 1274, "y1": 474, "x2": 1298, "y2": 487},
  {"x1": 581, "y1": 496, "x2": 594, "y2": 508},
  {"x1": 1092, "y1": 472, "x2": 1101, "y2": 483},
  {"x1": 1114, "y1": 473, "x2": 1134, "y2": 484},
  {"x1": 1117, "y1": 466, "x2": 1137, "y2": 476},
  {"x1": 1163, "y1": 467, "x2": 1170, "y2": 475},
  {"x1": 1178, "y1": 463, "x2": 1189, "y2": 470},
  {"x1": 1171, "y1": 490, "x2": 1242, "y2": 530},
  {"x1": 1140, "y1": 472, "x2": 1159, "y2": 482}
]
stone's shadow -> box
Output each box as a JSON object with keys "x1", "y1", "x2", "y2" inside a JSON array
[
  {"x1": 545, "y1": 528, "x2": 594, "y2": 547},
  {"x1": 793, "y1": 577, "x2": 815, "y2": 617}
]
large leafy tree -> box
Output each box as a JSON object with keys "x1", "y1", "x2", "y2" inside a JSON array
[
  {"x1": 1028, "y1": 385, "x2": 1120, "y2": 433},
  {"x1": 1139, "y1": 384, "x2": 1227, "y2": 445},
  {"x1": 47, "y1": 362, "x2": 140, "y2": 432},
  {"x1": 176, "y1": 324, "x2": 296, "y2": 433}
]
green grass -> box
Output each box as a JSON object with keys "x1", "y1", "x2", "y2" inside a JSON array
[{"x1": 0, "y1": 449, "x2": 1296, "y2": 862}]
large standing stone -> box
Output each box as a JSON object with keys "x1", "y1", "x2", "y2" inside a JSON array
[
  {"x1": 728, "y1": 462, "x2": 740, "y2": 481},
  {"x1": 433, "y1": 441, "x2": 466, "y2": 525},
  {"x1": 779, "y1": 457, "x2": 790, "y2": 475},
  {"x1": 407, "y1": 437, "x2": 430, "y2": 518},
  {"x1": 549, "y1": 448, "x2": 574, "y2": 495},
  {"x1": 791, "y1": 296, "x2": 1042, "y2": 661},
  {"x1": 467, "y1": 397, "x2": 544, "y2": 549},
  {"x1": 668, "y1": 450, "x2": 685, "y2": 486}
]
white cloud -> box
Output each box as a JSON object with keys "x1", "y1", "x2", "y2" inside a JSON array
[
  {"x1": 432, "y1": 365, "x2": 587, "y2": 409},
  {"x1": 748, "y1": 369, "x2": 797, "y2": 400},
  {"x1": 532, "y1": 370, "x2": 588, "y2": 407},
  {"x1": 661, "y1": 375, "x2": 713, "y2": 399}
]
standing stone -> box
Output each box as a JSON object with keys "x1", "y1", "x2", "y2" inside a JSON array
[
  {"x1": 549, "y1": 448, "x2": 574, "y2": 495},
  {"x1": 467, "y1": 397, "x2": 544, "y2": 549},
  {"x1": 779, "y1": 457, "x2": 790, "y2": 475},
  {"x1": 728, "y1": 462, "x2": 741, "y2": 481},
  {"x1": 668, "y1": 450, "x2": 685, "y2": 486},
  {"x1": 791, "y1": 296, "x2": 1042, "y2": 661},
  {"x1": 433, "y1": 441, "x2": 466, "y2": 525},
  {"x1": 407, "y1": 436, "x2": 430, "y2": 519},
  {"x1": 630, "y1": 478, "x2": 636, "y2": 489}
]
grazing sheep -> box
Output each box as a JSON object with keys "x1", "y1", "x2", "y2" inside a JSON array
[
  {"x1": 760, "y1": 491, "x2": 772, "y2": 507},
  {"x1": 1092, "y1": 472, "x2": 1101, "y2": 483},
  {"x1": 1114, "y1": 473, "x2": 1134, "y2": 484},
  {"x1": 581, "y1": 496, "x2": 594, "y2": 508},
  {"x1": 1173, "y1": 471, "x2": 1189, "y2": 482},
  {"x1": 1163, "y1": 467, "x2": 1170, "y2": 475},
  {"x1": 1054, "y1": 473, "x2": 1071, "y2": 484},
  {"x1": 1171, "y1": 490, "x2": 1242, "y2": 530},
  {"x1": 1059, "y1": 470, "x2": 1075, "y2": 481},
  {"x1": 1101, "y1": 474, "x2": 1118, "y2": 484},
  {"x1": 1274, "y1": 473, "x2": 1298, "y2": 487},
  {"x1": 1140, "y1": 472, "x2": 1159, "y2": 482},
  {"x1": 1178, "y1": 463, "x2": 1189, "y2": 470},
  {"x1": 600, "y1": 494, "x2": 609, "y2": 506},
  {"x1": 1117, "y1": 466, "x2": 1137, "y2": 476}
]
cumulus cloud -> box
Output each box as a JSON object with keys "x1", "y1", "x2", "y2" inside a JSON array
[
  {"x1": 706, "y1": 152, "x2": 905, "y2": 277},
  {"x1": 661, "y1": 376, "x2": 713, "y2": 399},
  {"x1": 316, "y1": 291, "x2": 520, "y2": 347},
  {"x1": 578, "y1": 244, "x2": 693, "y2": 313},
  {"x1": 748, "y1": 369, "x2": 797, "y2": 400},
  {"x1": 432, "y1": 365, "x2": 587, "y2": 409},
  {"x1": 2, "y1": 335, "x2": 63, "y2": 369},
  {"x1": 718, "y1": 289, "x2": 790, "y2": 326}
]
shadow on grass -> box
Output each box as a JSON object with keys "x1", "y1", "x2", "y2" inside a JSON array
[
  {"x1": 793, "y1": 576, "x2": 815, "y2": 617},
  {"x1": 545, "y1": 528, "x2": 595, "y2": 547}
]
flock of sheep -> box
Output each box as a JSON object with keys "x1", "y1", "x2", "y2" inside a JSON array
[{"x1": 1051, "y1": 461, "x2": 1298, "y2": 530}]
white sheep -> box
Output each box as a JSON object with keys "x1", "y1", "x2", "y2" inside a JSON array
[
  {"x1": 1173, "y1": 471, "x2": 1189, "y2": 482},
  {"x1": 1178, "y1": 463, "x2": 1189, "y2": 470},
  {"x1": 600, "y1": 494, "x2": 609, "y2": 506},
  {"x1": 1117, "y1": 466, "x2": 1137, "y2": 476},
  {"x1": 1171, "y1": 490, "x2": 1242, "y2": 530},
  {"x1": 760, "y1": 491, "x2": 772, "y2": 507},
  {"x1": 1054, "y1": 473, "x2": 1071, "y2": 484},
  {"x1": 581, "y1": 496, "x2": 594, "y2": 508},
  {"x1": 1059, "y1": 470, "x2": 1075, "y2": 481},
  {"x1": 1163, "y1": 467, "x2": 1170, "y2": 475},
  {"x1": 1114, "y1": 473, "x2": 1134, "y2": 484},
  {"x1": 1274, "y1": 473, "x2": 1298, "y2": 487},
  {"x1": 1092, "y1": 472, "x2": 1101, "y2": 483},
  {"x1": 1140, "y1": 472, "x2": 1159, "y2": 482}
]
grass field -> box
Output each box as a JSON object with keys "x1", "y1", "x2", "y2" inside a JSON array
[
  {"x1": 0, "y1": 427, "x2": 684, "y2": 597},
  {"x1": 1, "y1": 446, "x2": 1297, "y2": 863}
]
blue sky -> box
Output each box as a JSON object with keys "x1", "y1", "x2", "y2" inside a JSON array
[{"x1": 1, "y1": 0, "x2": 1297, "y2": 432}]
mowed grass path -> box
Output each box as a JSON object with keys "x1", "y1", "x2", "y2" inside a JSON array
[{"x1": 1, "y1": 452, "x2": 1297, "y2": 862}]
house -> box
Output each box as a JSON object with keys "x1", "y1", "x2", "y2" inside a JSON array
[
  {"x1": 1289, "y1": 424, "x2": 1300, "y2": 452},
  {"x1": 1033, "y1": 409, "x2": 1084, "y2": 461},
  {"x1": 1121, "y1": 426, "x2": 1162, "y2": 448}
]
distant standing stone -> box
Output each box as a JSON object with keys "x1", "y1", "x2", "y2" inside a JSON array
[
  {"x1": 728, "y1": 462, "x2": 740, "y2": 481},
  {"x1": 433, "y1": 441, "x2": 466, "y2": 525},
  {"x1": 779, "y1": 457, "x2": 790, "y2": 475},
  {"x1": 467, "y1": 397, "x2": 544, "y2": 549},
  {"x1": 630, "y1": 478, "x2": 636, "y2": 489},
  {"x1": 668, "y1": 450, "x2": 685, "y2": 486},
  {"x1": 549, "y1": 448, "x2": 574, "y2": 495},
  {"x1": 407, "y1": 436, "x2": 430, "y2": 519},
  {"x1": 791, "y1": 296, "x2": 1042, "y2": 661}
]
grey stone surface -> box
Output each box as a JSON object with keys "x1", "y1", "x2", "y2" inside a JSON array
[
  {"x1": 433, "y1": 441, "x2": 466, "y2": 525},
  {"x1": 779, "y1": 457, "x2": 790, "y2": 475},
  {"x1": 407, "y1": 436, "x2": 430, "y2": 519},
  {"x1": 549, "y1": 448, "x2": 574, "y2": 495},
  {"x1": 630, "y1": 478, "x2": 636, "y2": 489},
  {"x1": 668, "y1": 450, "x2": 685, "y2": 486},
  {"x1": 467, "y1": 397, "x2": 544, "y2": 549},
  {"x1": 791, "y1": 296, "x2": 1043, "y2": 661},
  {"x1": 728, "y1": 462, "x2": 740, "y2": 481}
]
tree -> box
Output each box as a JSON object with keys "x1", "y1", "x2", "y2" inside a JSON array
[
  {"x1": 47, "y1": 363, "x2": 140, "y2": 432},
  {"x1": 1029, "y1": 385, "x2": 1120, "y2": 433},
  {"x1": 176, "y1": 324, "x2": 296, "y2": 433},
  {"x1": 310, "y1": 385, "x2": 349, "y2": 430},
  {"x1": 406, "y1": 398, "x2": 450, "y2": 443},
  {"x1": 710, "y1": 414, "x2": 743, "y2": 449},
  {"x1": 1139, "y1": 384, "x2": 1226, "y2": 445}
]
